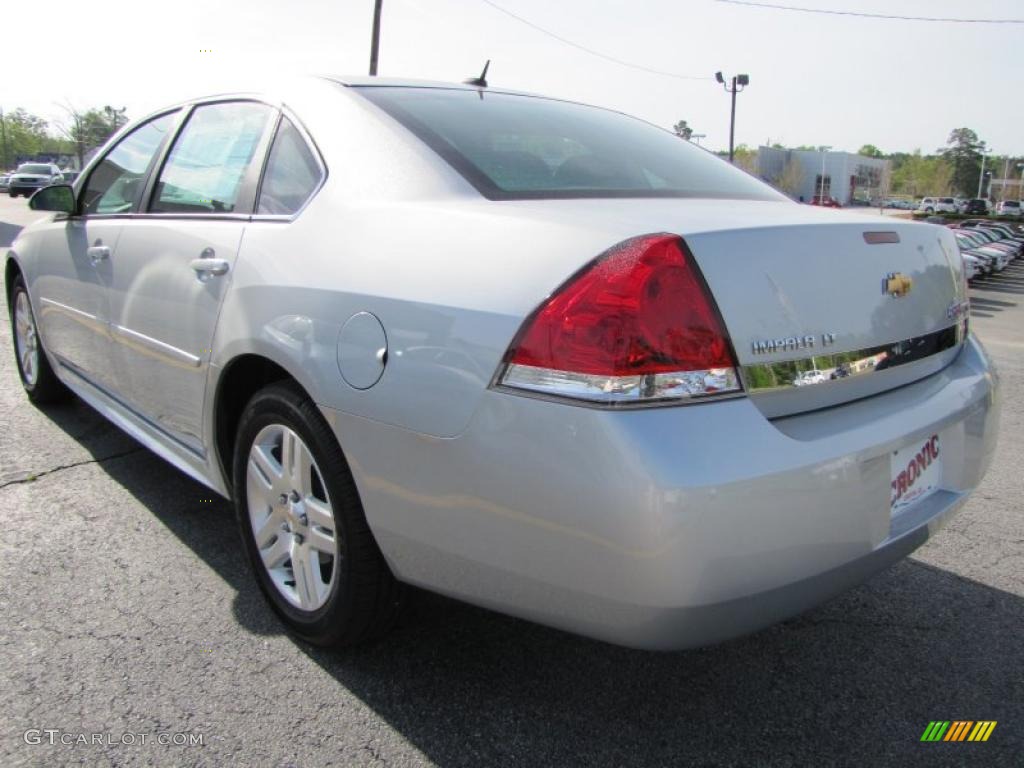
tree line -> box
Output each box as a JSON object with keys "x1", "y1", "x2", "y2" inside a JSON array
[{"x1": 1, "y1": 105, "x2": 128, "y2": 171}]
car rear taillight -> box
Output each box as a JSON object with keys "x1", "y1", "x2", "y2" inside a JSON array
[{"x1": 496, "y1": 233, "x2": 742, "y2": 405}]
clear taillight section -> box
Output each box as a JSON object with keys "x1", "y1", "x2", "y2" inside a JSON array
[{"x1": 497, "y1": 234, "x2": 742, "y2": 405}]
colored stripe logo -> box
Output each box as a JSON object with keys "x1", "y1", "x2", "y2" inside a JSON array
[{"x1": 920, "y1": 721, "x2": 997, "y2": 742}]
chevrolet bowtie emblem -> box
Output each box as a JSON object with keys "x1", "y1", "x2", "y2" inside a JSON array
[{"x1": 884, "y1": 272, "x2": 913, "y2": 297}]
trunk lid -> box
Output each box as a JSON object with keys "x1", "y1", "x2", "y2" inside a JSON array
[{"x1": 683, "y1": 215, "x2": 967, "y2": 418}]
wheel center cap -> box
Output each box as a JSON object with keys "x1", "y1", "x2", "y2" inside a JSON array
[{"x1": 286, "y1": 496, "x2": 308, "y2": 530}]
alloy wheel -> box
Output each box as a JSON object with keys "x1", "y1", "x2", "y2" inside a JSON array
[
  {"x1": 14, "y1": 291, "x2": 39, "y2": 388},
  {"x1": 246, "y1": 424, "x2": 339, "y2": 611}
]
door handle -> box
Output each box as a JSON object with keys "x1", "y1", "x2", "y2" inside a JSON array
[
  {"x1": 190, "y1": 258, "x2": 230, "y2": 279},
  {"x1": 86, "y1": 245, "x2": 110, "y2": 264}
]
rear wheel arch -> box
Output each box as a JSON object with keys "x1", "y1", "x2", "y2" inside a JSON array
[
  {"x1": 213, "y1": 354, "x2": 305, "y2": 496},
  {"x1": 5, "y1": 256, "x2": 24, "y2": 309}
]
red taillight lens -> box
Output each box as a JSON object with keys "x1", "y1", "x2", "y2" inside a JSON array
[{"x1": 498, "y1": 234, "x2": 742, "y2": 405}]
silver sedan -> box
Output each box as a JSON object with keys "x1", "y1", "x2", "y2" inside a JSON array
[{"x1": 5, "y1": 77, "x2": 999, "y2": 649}]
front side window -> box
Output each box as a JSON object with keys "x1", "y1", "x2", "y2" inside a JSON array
[
  {"x1": 151, "y1": 101, "x2": 273, "y2": 214},
  {"x1": 257, "y1": 117, "x2": 323, "y2": 215},
  {"x1": 81, "y1": 112, "x2": 178, "y2": 215},
  {"x1": 355, "y1": 86, "x2": 784, "y2": 202}
]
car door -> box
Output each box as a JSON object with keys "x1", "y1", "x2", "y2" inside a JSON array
[
  {"x1": 33, "y1": 111, "x2": 179, "y2": 393},
  {"x1": 105, "y1": 100, "x2": 276, "y2": 452}
]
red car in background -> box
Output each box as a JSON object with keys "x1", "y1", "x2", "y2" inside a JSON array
[{"x1": 810, "y1": 195, "x2": 842, "y2": 208}]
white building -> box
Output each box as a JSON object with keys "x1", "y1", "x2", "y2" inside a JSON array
[{"x1": 756, "y1": 147, "x2": 890, "y2": 205}]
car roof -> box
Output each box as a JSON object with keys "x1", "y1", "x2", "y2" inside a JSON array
[{"x1": 320, "y1": 74, "x2": 539, "y2": 98}]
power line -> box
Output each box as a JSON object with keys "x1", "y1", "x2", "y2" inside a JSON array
[
  {"x1": 477, "y1": 0, "x2": 712, "y2": 80},
  {"x1": 715, "y1": 0, "x2": 1024, "y2": 24}
]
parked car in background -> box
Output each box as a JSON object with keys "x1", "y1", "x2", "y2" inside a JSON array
[
  {"x1": 918, "y1": 197, "x2": 957, "y2": 214},
  {"x1": 957, "y1": 225, "x2": 1023, "y2": 258},
  {"x1": 5, "y1": 77, "x2": 998, "y2": 651},
  {"x1": 0, "y1": 173, "x2": 10, "y2": 192},
  {"x1": 793, "y1": 369, "x2": 828, "y2": 386},
  {"x1": 809, "y1": 195, "x2": 841, "y2": 207},
  {"x1": 884, "y1": 198, "x2": 914, "y2": 209},
  {"x1": 8, "y1": 163, "x2": 63, "y2": 198},
  {"x1": 959, "y1": 198, "x2": 989, "y2": 215},
  {"x1": 960, "y1": 253, "x2": 982, "y2": 280},
  {"x1": 994, "y1": 200, "x2": 1022, "y2": 218},
  {"x1": 953, "y1": 230, "x2": 1018, "y2": 269}
]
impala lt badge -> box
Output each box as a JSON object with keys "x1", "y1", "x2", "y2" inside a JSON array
[
  {"x1": 751, "y1": 332, "x2": 837, "y2": 355},
  {"x1": 884, "y1": 272, "x2": 913, "y2": 297}
]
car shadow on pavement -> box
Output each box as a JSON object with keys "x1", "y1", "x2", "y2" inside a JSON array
[
  {"x1": 32, "y1": 398, "x2": 1024, "y2": 767},
  {"x1": 968, "y1": 297, "x2": 1017, "y2": 318},
  {"x1": 970, "y1": 262, "x2": 1024, "y2": 296}
]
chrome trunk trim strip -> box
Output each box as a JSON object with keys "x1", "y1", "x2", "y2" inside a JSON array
[{"x1": 740, "y1": 324, "x2": 963, "y2": 392}]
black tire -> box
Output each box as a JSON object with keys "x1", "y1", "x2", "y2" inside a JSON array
[
  {"x1": 232, "y1": 381, "x2": 403, "y2": 646},
  {"x1": 8, "y1": 274, "x2": 69, "y2": 404}
]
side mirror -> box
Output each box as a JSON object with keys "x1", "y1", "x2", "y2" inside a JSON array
[{"x1": 29, "y1": 184, "x2": 75, "y2": 213}]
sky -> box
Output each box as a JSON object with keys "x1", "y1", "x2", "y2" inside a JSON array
[{"x1": 3, "y1": 0, "x2": 1023, "y2": 157}]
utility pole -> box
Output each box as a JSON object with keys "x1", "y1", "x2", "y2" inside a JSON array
[
  {"x1": 369, "y1": 0, "x2": 383, "y2": 76},
  {"x1": 976, "y1": 151, "x2": 988, "y2": 198},
  {"x1": 715, "y1": 71, "x2": 749, "y2": 164}
]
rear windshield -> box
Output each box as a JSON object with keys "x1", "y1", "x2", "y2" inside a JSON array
[
  {"x1": 17, "y1": 164, "x2": 51, "y2": 174},
  {"x1": 1004, "y1": 201, "x2": 1020, "y2": 208},
  {"x1": 356, "y1": 87, "x2": 784, "y2": 202}
]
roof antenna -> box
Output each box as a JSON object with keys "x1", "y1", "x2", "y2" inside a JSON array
[{"x1": 463, "y1": 60, "x2": 490, "y2": 88}]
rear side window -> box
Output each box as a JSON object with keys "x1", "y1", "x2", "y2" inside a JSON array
[
  {"x1": 257, "y1": 117, "x2": 322, "y2": 215},
  {"x1": 81, "y1": 112, "x2": 177, "y2": 215},
  {"x1": 356, "y1": 87, "x2": 783, "y2": 202},
  {"x1": 151, "y1": 101, "x2": 274, "y2": 214}
]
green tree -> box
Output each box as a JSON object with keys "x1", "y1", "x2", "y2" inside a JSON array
[
  {"x1": 732, "y1": 144, "x2": 758, "y2": 174},
  {"x1": 60, "y1": 105, "x2": 128, "y2": 168},
  {"x1": 672, "y1": 120, "x2": 693, "y2": 140},
  {"x1": 858, "y1": 144, "x2": 884, "y2": 158},
  {"x1": 1, "y1": 109, "x2": 49, "y2": 167},
  {"x1": 890, "y1": 150, "x2": 953, "y2": 197},
  {"x1": 940, "y1": 128, "x2": 985, "y2": 198}
]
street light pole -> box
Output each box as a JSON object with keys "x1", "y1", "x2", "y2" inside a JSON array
[
  {"x1": 715, "y1": 72, "x2": 749, "y2": 164},
  {"x1": 369, "y1": 0, "x2": 383, "y2": 76},
  {"x1": 976, "y1": 151, "x2": 988, "y2": 198}
]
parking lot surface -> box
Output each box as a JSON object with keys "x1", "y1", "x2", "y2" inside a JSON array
[{"x1": 0, "y1": 194, "x2": 1021, "y2": 767}]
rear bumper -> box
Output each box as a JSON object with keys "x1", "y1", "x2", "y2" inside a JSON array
[{"x1": 326, "y1": 334, "x2": 999, "y2": 649}]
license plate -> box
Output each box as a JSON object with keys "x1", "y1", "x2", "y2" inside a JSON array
[{"x1": 891, "y1": 434, "x2": 941, "y2": 513}]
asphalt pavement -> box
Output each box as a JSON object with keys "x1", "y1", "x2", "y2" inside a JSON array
[{"x1": 0, "y1": 195, "x2": 1021, "y2": 767}]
